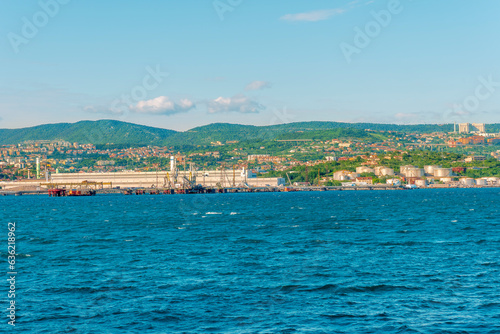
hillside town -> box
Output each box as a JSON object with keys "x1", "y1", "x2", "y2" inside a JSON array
[{"x1": 2, "y1": 123, "x2": 500, "y2": 190}]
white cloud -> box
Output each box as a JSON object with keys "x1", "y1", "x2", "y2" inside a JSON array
[
  {"x1": 131, "y1": 96, "x2": 195, "y2": 115},
  {"x1": 208, "y1": 95, "x2": 265, "y2": 114},
  {"x1": 245, "y1": 81, "x2": 272, "y2": 91},
  {"x1": 280, "y1": 9, "x2": 345, "y2": 22}
]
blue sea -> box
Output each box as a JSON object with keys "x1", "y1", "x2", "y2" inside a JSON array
[{"x1": 2, "y1": 189, "x2": 500, "y2": 333}]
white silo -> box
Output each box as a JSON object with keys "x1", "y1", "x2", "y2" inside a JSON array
[
  {"x1": 460, "y1": 178, "x2": 476, "y2": 186},
  {"x1": 440, "y1": 177, "x2": 453, "y2": 183},
  {"x1": 170, "y1": 156, "x2": 176, "y2": 172},
  {"x1": 476, "y1": 178, "x2": 487, "y2": 186},
  {"x1": 356, "y1": 166, "x2": 374, "y2": 174},
  {"x1": 400, "y1": 165, "x2": 416, "y2": 175},
  {"x1": 434, "y1": 168, "x2": 452, "y2": 178},
  {"x1": 424, "y1": 165, "x2": 441, "y2": 175},
  {"x1": 36, "y1": 157, "x2": 40, "y2": 179},
  {"x1": 380, "y1": 167, "x2": 395, "y2": 176},
  {"x1": 406, "y1": 168, "x2": 424, "y2": 178}
]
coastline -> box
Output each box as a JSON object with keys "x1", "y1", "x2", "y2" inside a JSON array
[{"x1": 1, "y1": 184, "x2": 499, "y2": 196}]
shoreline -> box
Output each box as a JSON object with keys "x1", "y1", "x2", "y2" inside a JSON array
[{"x1": 1, "y1": 184, "x2": 499, "y2": 196}]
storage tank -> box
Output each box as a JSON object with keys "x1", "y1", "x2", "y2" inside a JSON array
[
  {"x1": 406, "y1": 168, "x2": 424, "y2": 178},
  {"x1": 476, "y1": 178, "x2": 487, "y2": 186},
  {"x1": 460, "y1": 178, "x2": 476, "y2": 186},
  {"x1": 485, "y1": 177, "x2": 500, "y2": 184},
  {"x1": 424, "y1": 165, "x2": 441, "y2": 175},
  {"x1": 379, "y1": 167, "x2": 395, "y2": 176},
  {"x1": 434, "y1": 168, "x2": 452, "y2": 177},
  {"x1": 356, "y1": 166, "x2": 374, "y2": 174},
  {"x1": 400, "y1": 165, "x2": 417, "y2": 175}
]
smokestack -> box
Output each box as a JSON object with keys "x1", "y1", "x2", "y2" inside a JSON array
[
  {"x1": 36, "y1": 157, "x2": 40, "y2": 179},
  {"x1": 170, "y1": 156, "x2": 176, "y2": 172}
]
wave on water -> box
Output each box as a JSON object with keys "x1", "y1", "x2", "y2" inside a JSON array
[{"x1": 6, "y1": 189, "x2": 500, "y2": 333}]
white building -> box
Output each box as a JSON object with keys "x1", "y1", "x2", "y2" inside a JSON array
[
  {"x1": 49, "y1": 169, "x2": 285, "y2": 188},
  {"x1": 415, "y1": 179, "x2": 427, "y2": 188}
]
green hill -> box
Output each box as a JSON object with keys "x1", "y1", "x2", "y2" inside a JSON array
[
  {"x1": 165, "y1": 123, "x2": 379, "y2": 146},
  {"x1": 267, "y1": 121, "x2": 455, "y2": 133},
  {"x1": 0, "y1": 120, "x2": 177, "y2": 145},
  {"x1": 1, "y1": 120, "x2": 497, "y2": 146}
]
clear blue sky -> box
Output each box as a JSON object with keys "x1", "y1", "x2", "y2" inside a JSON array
[{"x1": 1, "y1": 0, "x2": 499, "y2": 130}]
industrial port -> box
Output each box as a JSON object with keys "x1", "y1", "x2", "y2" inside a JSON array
[{"x1": 1, "y1": 155, "x2": 500, "y2": 197}]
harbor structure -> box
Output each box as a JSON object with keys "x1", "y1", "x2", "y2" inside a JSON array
[{"x1": 50, "y1": 169, "x2": 285, "y2": 189}]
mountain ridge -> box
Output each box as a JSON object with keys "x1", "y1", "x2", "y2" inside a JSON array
[{"x1": 1, "y1": 120, "x2": 498, "y2": 146}]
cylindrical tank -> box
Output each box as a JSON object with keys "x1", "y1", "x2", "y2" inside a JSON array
[
  {"x1": 400, "y1": 165, "x2": 416, "y2": 174},
  {"x1": 485, "y1": 177, "x2": 500, "y2": 184},
  {"x1": 356, "y1": 166, "x2": 374, "y2": 174},
  {"x1": 476, "y1": 178, "x2": 487, "y2": 186},
  {"x1": 36, "y1": 157, "x2": 40, "y2": 179},
  {"x1": 380, "y1": 168, "x2": 395, "y2": 176},
  {"x1": 460, "y1": 178, "x2": 476, "y2": 186},
  {"x1": 170, "y1": 156, "x2": 176, "y2": 172},
  {"x1": 440, "y1": 177, "x2": 453, "y2": 183},
  {"x1": 406, "y1": 168, "x2": 424, "y2": 178},
  {"x1": 434, "y1": 168, "x2": 452, "y2": 177},
  {"x1": 424, "y1": 165, "x2": 441, "y2": 175}
]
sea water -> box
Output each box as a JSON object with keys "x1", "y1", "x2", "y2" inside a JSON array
[{"x1": 2, "y1": 189, "x2": 499, "y2": 333}]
